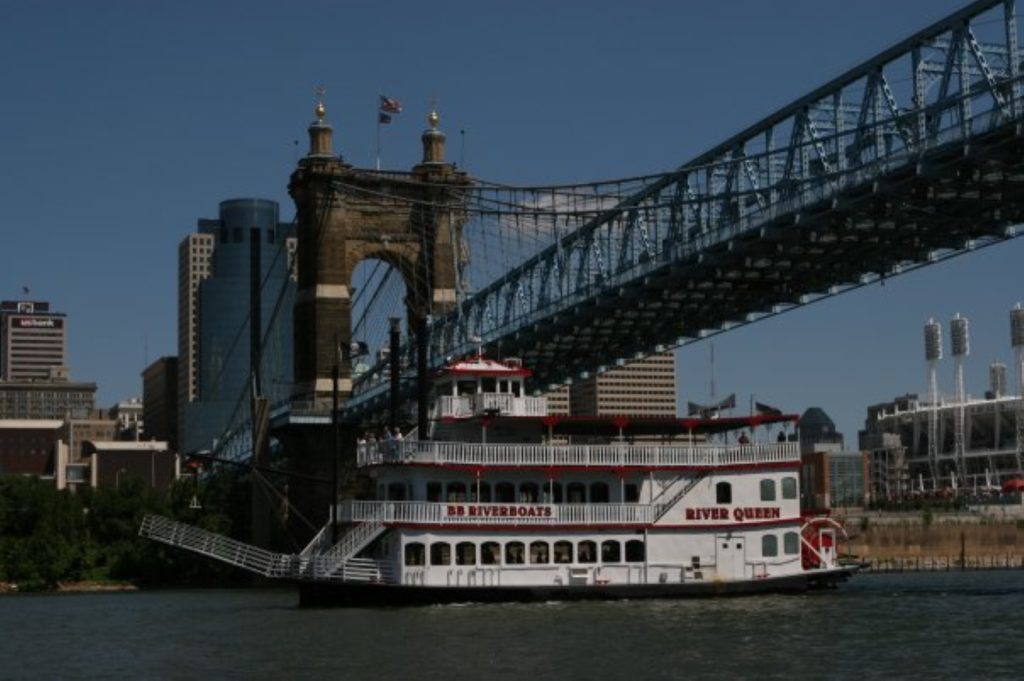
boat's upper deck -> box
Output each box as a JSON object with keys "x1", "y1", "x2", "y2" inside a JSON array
[{"x1": 357, "y1": 439, "x2": 800, "y2": 470}]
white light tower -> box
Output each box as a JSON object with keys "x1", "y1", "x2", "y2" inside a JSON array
[
  {"x1": 924, "y1": 319, "x2": 942, "y2": 486},
  {"x1": 950, "y1": 314, "x2": 970, "y2": 488},
  {"x1": 1011, "y1": 303, "x2": 1024, "y2": 476}
]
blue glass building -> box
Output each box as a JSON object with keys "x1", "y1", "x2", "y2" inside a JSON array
[{"x1": 183, "y1": 199, "x2": 295, "y2": 454}]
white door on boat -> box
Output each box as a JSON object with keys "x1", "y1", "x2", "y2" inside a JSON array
[{"x1": 715, "y1": 535, "x2": 747, "y2": 581}]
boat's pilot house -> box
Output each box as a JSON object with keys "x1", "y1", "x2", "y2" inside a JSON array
[{"x1": 432, "y1": 356, "x2": 547, "y2": 420}]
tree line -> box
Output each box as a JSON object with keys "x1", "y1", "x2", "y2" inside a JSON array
[{"x1": 0, "y1": 470, "x2": 255, "y2": 591}]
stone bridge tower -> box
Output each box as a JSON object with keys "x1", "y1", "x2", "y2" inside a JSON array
[{"x1": 288, "y1": 99, "x2": 470, "y2": 414}]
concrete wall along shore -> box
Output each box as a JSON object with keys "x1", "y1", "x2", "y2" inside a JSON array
[{"x1": 839, "y1": 509, "x2": 1024, "y2": 571}]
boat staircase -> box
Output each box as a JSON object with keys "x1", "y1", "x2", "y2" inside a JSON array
[
  {"x1": 304, "y1": 518, "x2": 388, "y2": 579},
  {"x1": 651, "y1": 470, "x2": 711, "y2": 521},
  {"x1": 139, "y1": 514, "x2": 392, "y2": 584}
]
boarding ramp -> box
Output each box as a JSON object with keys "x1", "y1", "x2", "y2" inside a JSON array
[{"x1": 139, "y1": 514, "x2": 392, "y2": 583}]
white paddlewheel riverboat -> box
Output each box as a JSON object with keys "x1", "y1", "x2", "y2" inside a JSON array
[{"x1": 141, "y1": 354, "x2": 854, "y2": 605}]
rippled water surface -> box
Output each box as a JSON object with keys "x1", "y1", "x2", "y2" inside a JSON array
[{"x1": 2, "y1": 571, "x2": 1023, "y2": 680}]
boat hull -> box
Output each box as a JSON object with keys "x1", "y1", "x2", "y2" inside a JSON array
[{"x1": 296, "y1": 568, "x2": 853, "y2": 607}]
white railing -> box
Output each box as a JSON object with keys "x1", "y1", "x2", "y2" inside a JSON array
[
  {"x1": 434, "y1": 393, "x2": 549, "y2": 418},
  {"x1": 139, "y1": 514, "x2": 289, "y2": 578},
  {"x1": 140, "y1": 514, "x2": 395, "y2": 584},
  {"x1": 358, "y1": 439, "x2": 799, "y2": 469},
  {"x1": 315, "y1": 519, "x2": 387, "y2": 576},
  {"x1": 302, "y1": 556, "x2": 394, "y2": 584},
  {"x1": 336, "y1": 500, "x2": 656, "y2": 526}
]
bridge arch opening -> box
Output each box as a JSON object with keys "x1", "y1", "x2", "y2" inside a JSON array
[{"x1": 350, "y1": 257, "x2": 411, "y2": 383}]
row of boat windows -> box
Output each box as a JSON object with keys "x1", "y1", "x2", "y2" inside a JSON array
[
  {"x1": 716, "y1": 478, "x2": 798, "y2": 504},
  {"x1": 383, "y1": 481, "x2": 633, "y2": 504},
  {"x1": 761, "y1": 532, "x2": 801, "y2": 557},
  {"x1": 404, "y1": 539, "x2": 646, "y2": 567},
  {"x1": 380, "y1": 477, "x2": 798, "y2": 505}
]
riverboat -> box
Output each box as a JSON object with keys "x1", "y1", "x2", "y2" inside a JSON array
[{"x1": 140, "y1": 354, "x2": 855, "y2": 606}]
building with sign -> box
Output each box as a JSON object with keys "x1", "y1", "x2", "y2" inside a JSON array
[{"x1": 0, "y1": 300, "x2": 68, "y2": 381}]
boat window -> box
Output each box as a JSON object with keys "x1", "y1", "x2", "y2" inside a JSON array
[
  {"x1": 495, "y1": 482, "x2": 516, "y2": 503},
  {"x1": 567, "y1": 482, "x2": 586, "y2": 503},
  {"x1": 387, "y1": 483, "x2": 406, "y2": 501},
  {"x1": 601, "y1": 540, "x2": 621, "y2": 563},
  {"x1": 577, "y1": 540, "x2": 597, "y2": 564},
  {"x1": 512, "y1": 381, "x2": 521, "y2": 397},
  {"x1": 430, "y1": 542, "x2": 451, "y2": 566},
  {"x1": 377, "y1": 484, "x2": 385, "y2": 500},
  {"x1": 481, "y1": 541, "x2": 501, "y2": 565},
  {"x1": 530, "y1": 541, "x2": 550, "y2": 564},
  {"x1": 447, "y1": 482, "x2": 467, "y2": 502},
  {"x1": 404, "y1": 542, "x2": 425, "y2": 566},
  {"x1": 762, "y1": 535, "x2": 778, "y2": 558},
  {"x1": 548, "y1": 482, "x2": 563, "y2": 504},
  {"x1": 590, "y1": 482, "x2": 610, "y2": 504},
  {"x1": 624, "y1": 483, "x2": 640, "y2": 503},
  {"x1": 472, "y1": 482, "x2": 492, "y2": 503},
  {"x1": 553, "y1": 541, "x2": 573, "y2": 564},
  {"x1": 506, "y1": 541, "x2": 526, "y2": 564},
  {"x1": 782, "y1": 477, "x2": 798, "y2": 499},
  {"x1": 426, "y1": 482, "x2": 443, "y2": 502},
  {"x1": 716, "y1": 482, "x2": 732, "y2": 504},
  {"x1": 625, "y1": 540, "x2": 645, "y2": 563},
  {"x1": 455, "y1": 542, "x2": 476, "y2": 565},
  {"x1": 481, "y1": 377, "x2": 496, "y2": 393},
  {"x1": 760, "y1": 479, "x2": 776, "y2": 502},
  {"x1": 784, "y1": 532, "x2": 800, "y2": 555},
  {"x1": 457, "y1": 380, "x2": 476, "y2": 395},
  {"x1": 519, "y1": 482, "x2": 539, "y2": 503}
]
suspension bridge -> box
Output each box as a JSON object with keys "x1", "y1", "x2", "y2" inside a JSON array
[
  {"x1": 207, "y1": 0, "x2": 1024, "y2": 488},
  {"x1": 339, "y1": 0, "x2": 1024, "y2": 419}
]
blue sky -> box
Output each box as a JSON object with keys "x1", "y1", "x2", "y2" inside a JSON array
[{"x1": 1, "y1": 0, "x2": 1020, "y2": 442}]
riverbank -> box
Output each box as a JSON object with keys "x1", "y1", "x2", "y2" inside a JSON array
[
  {"x1": 0, "y1": 580, "x2": 138, "y2": 594},
  {"x1": 835, "y1": 507, "x2": 1024, "y2": 570}
]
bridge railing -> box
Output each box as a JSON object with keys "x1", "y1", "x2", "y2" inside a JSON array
[{"x1": 357, "y1": 439, "x2": 799, "y2": 468}]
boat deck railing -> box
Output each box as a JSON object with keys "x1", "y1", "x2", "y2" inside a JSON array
[
  {"x1": 337, "y1": 500, "x2": 658, "y2": 526},
  {"x1": 357, "y1": 439, "x2": 799, "y2": 469}
]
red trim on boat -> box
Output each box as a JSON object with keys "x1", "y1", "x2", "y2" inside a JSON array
[{"x1": 385, "y1": 517, "x2": 803, "y2": 532}]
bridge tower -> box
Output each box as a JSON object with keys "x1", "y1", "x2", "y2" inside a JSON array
[
  {"x1": 289, "y1": 100, "x2": 468, "y2": 410},
  {"x1": 278, "y1": 95, "x2": 470, "y2": 538}
]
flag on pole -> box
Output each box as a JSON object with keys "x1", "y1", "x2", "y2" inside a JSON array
[
  {"x1": 378, "y1": 112, "x2": 392, "y2": 124},
  {"x1": 379, "y1": 95, "x2": 403, "y2": 114},
  {"x1": 755, "y1": 401, "x2": 783, "y2": 416},
  {"x1": 22, "y1": 286, "x2": 29, "y2": 295}
]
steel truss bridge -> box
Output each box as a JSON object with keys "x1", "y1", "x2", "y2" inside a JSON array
[{"x1": 341, "y1": 0, "x2": 1024, "y2": 420}]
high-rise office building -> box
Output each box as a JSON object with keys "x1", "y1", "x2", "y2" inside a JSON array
[
  {"x1": 179, "y1": 199, "x2": 296, "y2": 453},
  {"x1": 177, "y1": 232, "x2": 214, "y2": 447},
  {"x1": 569, "y1": 352, "x2": 678, "y2": 416},
  {"x1": 0, "y1": 300, "x2": 68, "y2": 381}
]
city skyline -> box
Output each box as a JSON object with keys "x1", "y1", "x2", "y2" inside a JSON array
[{"x1": 2, "y1": 0, "x2": 1022, "y2": 442}]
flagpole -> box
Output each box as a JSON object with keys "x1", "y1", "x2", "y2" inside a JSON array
[{"x1": 376, "y1": 96, "x2": 381, "y2": 171}]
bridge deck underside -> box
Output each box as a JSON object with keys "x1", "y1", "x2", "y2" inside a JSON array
[{"x1": 515, "y1": 129, "x2": 1024, "y2": 390}]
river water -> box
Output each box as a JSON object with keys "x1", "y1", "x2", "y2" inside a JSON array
[{"x1": 2, "y1": 571, "x2": 1022, "y2": 680}]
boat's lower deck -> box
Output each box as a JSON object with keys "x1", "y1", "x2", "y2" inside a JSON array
[{"x1": 296, "y1": 567, "x2": 855, "y2": 607}]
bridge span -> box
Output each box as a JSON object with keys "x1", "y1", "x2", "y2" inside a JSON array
[{"x1": 340, "y1": 0, "x2": 1024, "y2": 420}]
